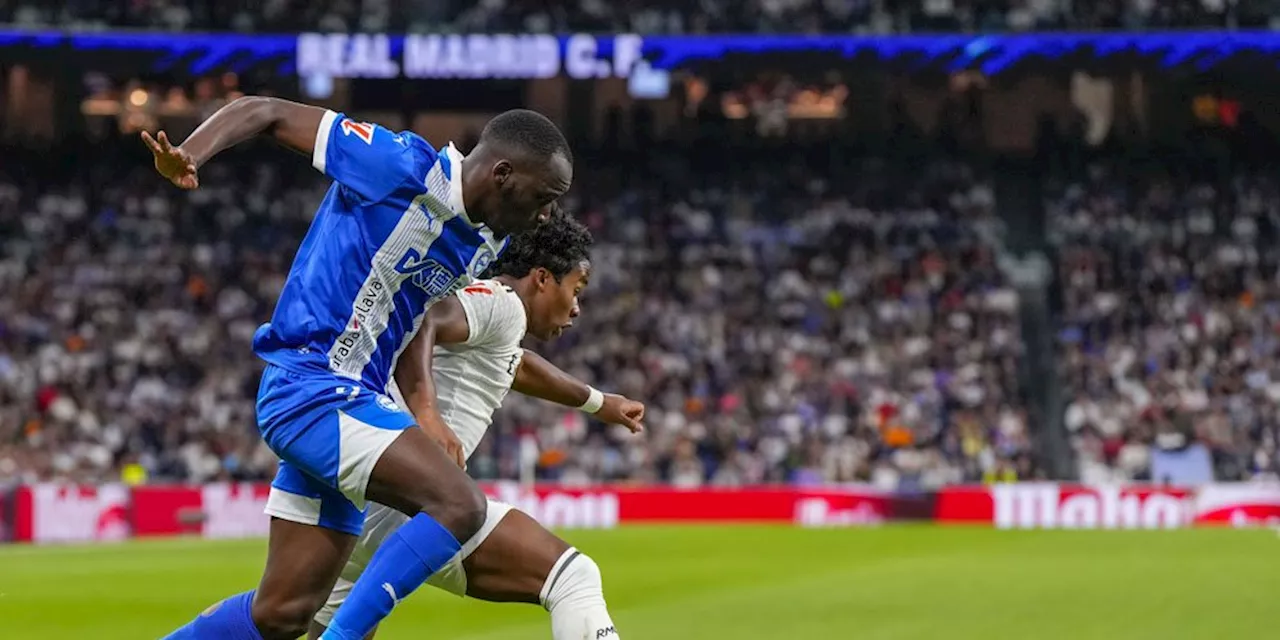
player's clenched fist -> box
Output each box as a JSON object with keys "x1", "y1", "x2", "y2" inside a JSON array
[
  {"x1": 142, "y1": 130, "x2": 200, "y2": 189},
  {"x1": 597, "y1": 394, "x2": 645, "y2": 433}
]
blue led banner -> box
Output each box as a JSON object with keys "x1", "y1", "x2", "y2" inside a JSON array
[{"x1": 2, "y1": 30, "x2": 1279, "y2": 78}]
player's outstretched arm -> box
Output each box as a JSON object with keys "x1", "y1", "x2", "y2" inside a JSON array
[
  {"x1": 394, "y1": 297, "x2": 472, "y2": 467},
  {"x1": 513, "y1": 350, "x2": 645, "y2": 432},
  {"x1": 142, "y1": 96, "x2": 325, "y2": 189}
]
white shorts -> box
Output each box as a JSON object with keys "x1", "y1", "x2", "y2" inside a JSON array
[{"x1": 313, "y1": 498, "x2": 514, "y2": 627}]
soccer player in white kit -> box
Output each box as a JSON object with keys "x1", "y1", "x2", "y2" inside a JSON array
[{"x1": 311, "y1": 207, "x2": 640, "y2": 640}]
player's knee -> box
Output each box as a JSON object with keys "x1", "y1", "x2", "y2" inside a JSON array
[
  {"x1": 432, "y1": 482, "x2": 487, "y2": 542},
  {"x1": 544, "y1": 551, "x2": 618, "y2": 640},
  {"x1": 543, "y1": 550, "x2": 606, "y2": 609},
  {"x1": 251, "y1": 592, "x2": 325, "y2": 639},
  {"x1": 573, "y1": 554, "x2": 604, "y2": 592}
]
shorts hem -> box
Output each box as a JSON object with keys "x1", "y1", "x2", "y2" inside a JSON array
[{"x1": 264, "y1": 486, "x2": 364, "y2": 536}]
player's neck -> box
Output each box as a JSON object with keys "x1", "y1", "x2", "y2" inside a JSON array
[
  {"x1": 458, "y1": 154, "x2": 496, "y2": 229},
  {"x1": 495, "y1": 274, "x2": 526, "y2": 296}
]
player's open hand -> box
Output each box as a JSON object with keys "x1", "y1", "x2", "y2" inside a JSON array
[
  {"x1": 142, "y1": 130, "x2": 199, "y2": 189},
  {"x1": 598, "y1": 394, "x2": 645, "y2": 433},
  {"x1": 419, "y1": 414, "x2": 467, "y2": 469},
  {"x1": 438, "y1": 430, "x2": 467, "y2": 469}
]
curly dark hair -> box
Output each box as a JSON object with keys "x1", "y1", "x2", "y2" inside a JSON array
[
  {"x1": 480, "y1": 108, "x2": 573, "y2": 164},
  {"x1": 486, "y1": 205, "x2": 592, "y2": 281}
]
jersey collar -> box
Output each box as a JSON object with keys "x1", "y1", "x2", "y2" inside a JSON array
[
  {"x1": 444, "y1": 142, "x2": 502, "y2": 251},
  {"x1": 444, "y1": 142, "x2": 470, "y2": 223}
]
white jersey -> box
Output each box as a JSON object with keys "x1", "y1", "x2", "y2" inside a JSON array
[
  {"x1": 387, "y1": 278, "x2": 526, "y2": 457},
  {"x1": 315, "y1": 280, "x2": 527, "y2": 618}
]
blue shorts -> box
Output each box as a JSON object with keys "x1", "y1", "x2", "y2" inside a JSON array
[{"x1": 257, "y1": 365, "x2": 416, "y2": 536}]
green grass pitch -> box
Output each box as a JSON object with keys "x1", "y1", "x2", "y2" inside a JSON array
[{"x1": 1, "y1": 525, "x2": 1276, "y2": 639}]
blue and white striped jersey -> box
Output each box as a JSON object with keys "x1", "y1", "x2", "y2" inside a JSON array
[{"x1": 251, "y1": 110, "x2": 508, "y2": 392}]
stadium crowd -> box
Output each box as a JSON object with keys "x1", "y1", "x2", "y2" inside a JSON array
[
  {"x1": 0, "y1": 138, "x2": 1033, "y2": 489},
  {"x1": 0, "y1": 0, "x2": 1268, "y2": 34},
  {"x1": 1052, "y1": 165, "x2": 1280, "y2": 483}
]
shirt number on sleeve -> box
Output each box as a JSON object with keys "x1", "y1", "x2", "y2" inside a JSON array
[{"x1": 340, "y1": 119, "x2": 375, "y2": 144}]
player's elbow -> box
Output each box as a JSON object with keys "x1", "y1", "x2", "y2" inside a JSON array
[{"x1": 241, "y1": 95, "x2": 287, "y2": 125}]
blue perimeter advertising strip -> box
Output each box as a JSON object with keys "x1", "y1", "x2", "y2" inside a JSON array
[{"x1": 0, "y1": 31, "x2": 1277, "y2": 78}]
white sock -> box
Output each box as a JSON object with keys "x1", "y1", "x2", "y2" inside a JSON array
[{"x1": 540, "y1": 549, "x2": 619, "y2": 640}]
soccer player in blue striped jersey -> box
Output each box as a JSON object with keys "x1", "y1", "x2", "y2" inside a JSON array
[
  {"x1": 312, "y1": 207, "x2": 640, "y2": 640},
  {"x1": 144, "y1": 97, "x2": 573, "y2": 640}
]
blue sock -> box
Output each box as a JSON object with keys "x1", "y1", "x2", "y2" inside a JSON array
[
  {"x1": 320, "y1": 512, "x2": 462, "y2": 640},
  {"x1": 162, "y1": 590, "x2": 263, "y2": 640}
]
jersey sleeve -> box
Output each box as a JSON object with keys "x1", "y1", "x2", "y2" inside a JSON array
[
  {"x1": 311, "y1": 110, "x2": 420, "y2": 203},
  {"x1": 454, "y1": 281, "x2": 527, "y2": 351}
]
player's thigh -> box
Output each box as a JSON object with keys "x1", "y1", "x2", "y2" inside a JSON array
[
  {"x1": 462, "y1": 508, "x2": 572, "y2": 604},
  {"x1": 363, "y1": 424, "x2": 487, "y2": 540},
  {"x1": 255, "y1": 463, "x2": 360, "y2": 613}
]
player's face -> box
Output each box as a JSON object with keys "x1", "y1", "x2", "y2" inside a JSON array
[
  {"x1": 528, "y1": 261, "x2": 589, "y2": 341},
  {"x1": 490, "y1": 152, "x2": 572, "y2": 235}
]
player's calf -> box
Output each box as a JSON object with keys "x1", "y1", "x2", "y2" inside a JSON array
[
  {"x1": 162, "y1": 591, "x2": 261, "y2": 640},
  {"x1": 460, "y1": 508, "x2": 567, "y2": 603},
  {"x1": 540, "y1": 550, "x2": 621, "y2": 640},
  {"x1": 248, "y1": 516, "x2": 361, "y2": 639},
  {"x1": 464, "y1": 510, "x2": 621, "y2": 640},
  {"x1": 165, "y1": 518, "x2": 356, "y2": 640},
  {"x1": 314, "y1": 504, "x2": 621, "y2": 640}
]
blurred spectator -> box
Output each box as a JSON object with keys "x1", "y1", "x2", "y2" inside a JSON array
[
  {"x1": 0, "y1": 0, "x2": 1270, "y2": 34},
  {"x1": 477, "y1": 155, "x2": 1032, "y2": 488},
  {"x1": 1051, "y1": 164, "x2": 1280, "y2": 483}
]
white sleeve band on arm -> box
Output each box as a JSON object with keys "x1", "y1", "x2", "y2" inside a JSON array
[
  {"x1": 312, "y1": 110, "x2": 338, "y2": 172},
  {"x1": 579, "y1": 387, "x2": 605, "y2": 414}
]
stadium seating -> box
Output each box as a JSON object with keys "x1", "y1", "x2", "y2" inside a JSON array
[
  {"x1": 0, "y1": 0, "x2": 1267, "y2": 34},
  {"x1": 0, "y1": 138, "x2": 1035, "y2": 487},
  {"x1": 1050, "y1": 165, "x2": 1280, "y2": 483}
]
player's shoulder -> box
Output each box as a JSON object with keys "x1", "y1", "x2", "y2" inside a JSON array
[
  {"x1": 459, "y1": 279, "x2": 520, "y2": 306},
  {"x1": 458, "y1": 279, "x2": 526, "y2": 343},
  {"x1": 397, "y1": 129, "x2": 437, "y2": 157},
  {"x1": 330, "y1": 112, "x2": 437, "y2": 162}
]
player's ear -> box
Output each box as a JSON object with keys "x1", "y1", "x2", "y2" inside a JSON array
[
  {"x1": 533, "y1": 267, "x2": 552, "y2": 290},
  {"x1": 492, "y1": 160, "x2": 513, "y2": 186}
]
